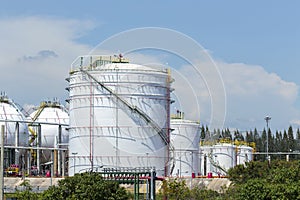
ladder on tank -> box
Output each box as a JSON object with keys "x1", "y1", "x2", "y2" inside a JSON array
[
  {"x1": 207, "y1": 152, "x2": 227, "y2": 175},
  {"x1": 80, "y1": 68, "x2": 175, "y2": 172}
]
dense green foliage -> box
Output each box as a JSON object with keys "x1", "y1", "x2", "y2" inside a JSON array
[
  {"x1": 8, "y1": 172, "x2": 130, "y2": 200},
  {"x1": 40, "y1": 172, "x2": 129, "y2": 200},
  {"x1": 6, "y1": 161, "x2": 300, "y2": 199},
  {"x1": 159, "y1": 160, "x2": 300, "y2": 200},
  {"x1": 227, "y1": 160, "x2": 300, "y2": 200},
  {"x1": 157, "y1": 178, "x2": 220, "y2": 200}
]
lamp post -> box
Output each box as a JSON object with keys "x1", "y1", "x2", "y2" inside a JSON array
[
  {"x1": 72, "y1": 152, "x2": 78, "y2": 175},
  {"x1": 264, "y1": 116, "x2": 271, "y2": 162}
]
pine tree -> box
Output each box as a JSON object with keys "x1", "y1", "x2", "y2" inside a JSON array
[
  {"x1": 200, "y1": 125, "x2": 206, "y2": 140},
  {"x1": 287, "y1": 126, "x2": 295, "y2": 151},
  {"x1": 296, "y1": 128, "x2": 300, "y2": 159},
  {"x1": 282, "y1": 130, "x2": 288, "y2": 152},
  {"x1": 287, "y1": 126, "x2": 295, "y2": 159}
]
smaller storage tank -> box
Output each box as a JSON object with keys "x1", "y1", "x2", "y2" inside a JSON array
[
  {"x1": 28, "y1": 100, "x2": 69, "y2": 149},
  {"x1": 237, "y1": 145, "x2": 253, "y2": 165},
  {"x1": 200, "y1": 143, "x2": 236, "y2": 176},
  {"x1": 28, "y1": 100, "x2": 69, "y2": 175},
  {"x1": 200, "y1": 145, "x2": 212, "y2": 176},
  {"x1": 170, "y1": 112, "x2": 200, "y2": 177},
  {"x1": 0, "y1": 93, "x2": 28, "y2": 167}
]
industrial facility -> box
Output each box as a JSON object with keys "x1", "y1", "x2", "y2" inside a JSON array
[
  {"x1": 0, "y1": 55, "x2": 254, "y2": 182},
  {"x1": 0, "y1": 94, "x2": 68, "y2": 178}
]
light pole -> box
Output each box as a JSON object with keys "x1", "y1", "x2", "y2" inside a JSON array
[
  {"x1": 72, "y1": 152, "x2": 78, "y2": 175},
  {"x1": 264, "y1": 116, "x2": 271, "y2": 162}
]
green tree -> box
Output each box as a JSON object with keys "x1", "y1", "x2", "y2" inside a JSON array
[
  {"x1": 40, "y1": 172, "x2": 129, "y2": 200},
  {"x1": 274, "y1": 131, "x2": 282, "y2": 159},
  {"x1": 296, "y1": 128, "x2": 300, "y2": 159},
  {"x1": 287, "y1": 126, "x2": 295, "y2": 159},
  {"x1": 190, "y1": 187, "x2": 220, "y2": 200},
  {"x1": 233, "y1": 179, "x2": 269, "y2": 200},
  {"x1": 224, "y1": 128, "x2": 232, "y2": 140},
  {"x1": 282, "y1": 130, "x2": 288, "y2": 152},
  {"x1": 200, "y1": 125, "x2": 206, "y2": 142},
  {"x1": 245, "y1": 131, "x2": 254, "y2": 143},
  {"x1": 12, "y1": 180, "x2": 39, "y2": 200},
  {"x1": 227, "y1": 161, "x2": 269, "y2": 184},
  {"x1": 158, "y1": 178, "x2": 190, "y2": 200},
  {"x1": 227, "y1": 160, "x2": 300, "y2": 200}
]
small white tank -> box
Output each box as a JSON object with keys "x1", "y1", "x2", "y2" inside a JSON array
[
  {"x1": 200, "y1": 143, "x2": 236, "y2": 176},
  {"x1": 0, "y1": 93, "x2": 28, "y2": 146},
  {"x1": 170, "y1": 118, "x2": 200, "y2": 177},
  {"x1": 0, "y1": 93, "x2": 28, "y2": 166},
  {"x1": 237, "y1": 145, "x2": 253, "y2": 165},
  {"x1": 28, "y1": 101, "x2": 69, "y2": 148}
]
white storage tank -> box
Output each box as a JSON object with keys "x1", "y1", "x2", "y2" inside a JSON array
[
  {"x1": 67, "y1": 55, "x2": 171, "y2": 176},
  {"x1": 170, "y1": 117, "x2": 200, "y2": 177},
  {"x1": 0, "y1": 93, "x2": 28, "y2": 166},
  {"x1": 200, "y1": 143, "x2": 236, "y2": 176},
  {"x1": 212, "y1": 143, "x2": 236, "y2": 175},
  {"x1": 237, "y1": 145, "x2": 253, "y2": 165},
  {"x1": 28, "y1": 101, "x2": 69, "y2": 148},
  {"x1": 200, "y1": 145, "x2": 213, "y2": 176}
]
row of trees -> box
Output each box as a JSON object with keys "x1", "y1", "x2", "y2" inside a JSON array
[
  {"x1": 200, "y1": 125, "x2": 300, "y2": 160},
  {"x1": 159, "y1": 160, "x2": 300, "y2": 199},
  {"x1": 9, "y1": 160, "x2": 300, "y2": 199}
]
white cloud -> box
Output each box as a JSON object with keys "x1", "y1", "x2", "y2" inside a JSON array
[
  {"x1": 123, "y1": 52, "x2": 300, "y2": 131},
  {"x1": 220, "y1": 62, "x2": 298, "y2": 102},
  {"x1": 0, "y1": 16, "x2": 93, "y2": 106},
  {"x1": 1, "y1": 16, "x2": 298, "y2": 131},
  {"x1": 172, "y1": 59, "x2": 299, "y2": 131}
]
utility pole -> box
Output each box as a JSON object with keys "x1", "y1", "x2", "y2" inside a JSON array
[{"x1": 264, "y1": 116, "x2": 271, "y2": 162}]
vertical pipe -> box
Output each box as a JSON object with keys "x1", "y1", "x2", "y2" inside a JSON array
[
  {"x1": 62, "y1": 150, "x2": 65, "y2": 177},
  {"x1": 51, "y1": 150, "x2": 54, "y2": 186},
  {"x1": 134, "y1": 173, "x2": 137, "y2": 200},
  {"x1": 146, "y1": 178, "x2": 149, "y2": 200},
  {"x1": 15, "y1": 122, "x2": 19, "y2": 166},
  {"x1": 54, "y1": 149, "x2": 57, "y2": 177},
  {"x1": 27, "y1": 150, "x2": 31, "y2": 176},
  {"x1": 150, "y1": 168, "x2": 155, "y2": 200},
  {"x1": 37, "y1": 124, "x2": 41, "y2": 175},
  {"x1": 0, "y1": 125, "x2": 5, "y2": 200},
  {"x1": 204, "y1": 154, "x2": 207, "y2": 176},
  {"x1": 58, "y1": 125, "x2": 62, "y2": 176},
  {"x1": 166, "y1": 68, "x2": 171, "y2": 176}
]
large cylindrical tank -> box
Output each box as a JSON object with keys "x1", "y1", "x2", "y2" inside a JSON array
[
  {"x1": 170, "y1": 118, "x2": 200, "y2": 177},
  {"x1": 68, "y1": 56, "x2": 171, "y2": 176},
  {"x1": 237, "y1": 145, "x2": 253, "y2": 165},
  {"x1": 0, "y1": 93, "x2": 28, "y2": 166}
]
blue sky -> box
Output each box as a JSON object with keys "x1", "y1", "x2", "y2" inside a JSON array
[{"x1": 0, "y1": 1, "x2": 299, "y2": 131}]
